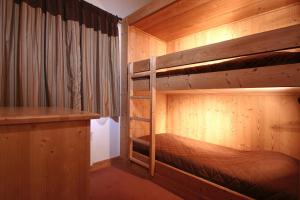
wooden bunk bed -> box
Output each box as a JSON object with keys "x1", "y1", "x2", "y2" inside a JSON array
[{"x1": 127, "y1": 24, "x2": 300, "y2": 200}]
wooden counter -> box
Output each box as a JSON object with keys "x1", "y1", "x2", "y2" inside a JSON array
[{"x1": 0, "y1": 107, "x2": 99, "y2": 200}]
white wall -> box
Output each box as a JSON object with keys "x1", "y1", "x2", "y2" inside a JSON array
[
  {"x1": 90, "y1": 118, "x2": 120, "y2": 165},
  {"x1": 84, "y1": 0, "x2": 150, "y2": 18},
  {"x1": 87, "y1": 0, "x2": 150, "y2": 165}
]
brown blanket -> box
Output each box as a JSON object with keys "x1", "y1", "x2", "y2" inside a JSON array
[
  {"x1": 133, "y1": 134, "x2": 299, "y2": 200},
  {"x1": 157, "y1": 51, "x2": 300, "y2": 77}
]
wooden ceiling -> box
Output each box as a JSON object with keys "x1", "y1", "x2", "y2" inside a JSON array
[{"x1": 133, "y1": 0, "x2": 299, "y2": 41}]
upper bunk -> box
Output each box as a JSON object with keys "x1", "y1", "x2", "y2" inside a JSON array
[
  {"x1": 124, "y1": 0, "x2": 300, "y2": 92},
  {"x1": 129, "y1": 24, "x2": 300, "y2": 91}
]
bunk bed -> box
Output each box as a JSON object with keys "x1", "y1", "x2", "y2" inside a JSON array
[
  {"x1": 127, "y1": 24, "x2": 300, "y2": 200},
  {"x1": 133, "y1": 51, "x2": 300, "y2": 91}
]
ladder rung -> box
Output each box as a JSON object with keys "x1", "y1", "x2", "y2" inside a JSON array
[
  {"x1": 130, "y1": 96, "x2": 151, "y2": 100},
  {"x1": 130, "y1": 137, "x2": 150, "y2": 146},
  {"x1": 130, "y1": 157, "x2": 149, "y2": 169},
  {"x1": 132, "y1": 71, "x2": 151, "y2": 79},
  {"x1": 130, "y1": 117, "x2": 151, "y2": 122}
]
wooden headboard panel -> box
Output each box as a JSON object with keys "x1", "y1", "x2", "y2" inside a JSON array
[{"x1": 166, "y1": 92, "x2": 300, "y2": 160}]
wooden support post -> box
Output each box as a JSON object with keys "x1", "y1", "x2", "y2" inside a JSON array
[
  {"x1": 128, "y1": 63, "x2": 134, "y2": 159},
  {"x1": 150, "y1": 57, "x2": 156, "y2": 176},
  {"x1": 120, "y1": 20, "x2": 129, "y2": 159}
]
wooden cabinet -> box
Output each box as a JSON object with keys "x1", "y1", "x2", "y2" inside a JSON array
[{"x1": 0, "y1": 107, "x2": 99, "y2": 200}]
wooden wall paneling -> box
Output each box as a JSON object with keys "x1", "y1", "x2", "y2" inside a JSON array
[
  {"x1": 130, "y1": 91, "x2": 167, "y2": 137},
  {"x1": 166, "y1": 93, "x2": 300, "y2": 160},
  {"x1": 133, "y1": 79, "x2": 149, "y2": 91},
  {"x1": 125, "y1": 0, "x2": 177, "y2": 25},
  {"x1": 156, "y1": 93, "x2": 167, "y2": 134},
  {"x1": 134, "y1": 0, "x2": 211, "y2": 31},
  {"x1": 274, "y1": 95, "x2": 300, "y2": 159},
  {"x1": 128, "y1": 26, "x2": 166, "y2": 62},
  {"x1": 120, "y1": 20, "x2": 129, "y2": 159},
  {"x1": 128, "y1": 24, "x2": 168, "y2": 140},
  {"x1": 130, "y1": 97, "x2": 150, "y2": 138},
  {"x1": 167, "y1": 3, "x2": 300, "y2": 53},
  {"x1": 156, "y1": 24, "x2": 300, "y2": 69},
  {"x1": 134, "y1": 0, "x2": 299, "y2": 41},
  {"x1": 131, "y1": 90, "x2": 150, "y2": 139}
]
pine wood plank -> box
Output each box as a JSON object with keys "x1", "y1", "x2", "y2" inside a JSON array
[
  {"x1": 128, "y1": 63, "x2": 134, "y2": 159},
  {"x1": 132, "y1": 152, "x2": 252, "y2": 200},
  {"x1": 131, "y1": 137, "x2": 150, "y2": 146},
  {"x1": 120, "y1": 21, "x2": 129, "y2": 159},
  {"x1": 0, "y1": 107, "x2": 99, "y2": 125},
  {"x1": 133, "y1": 59, "x2": 150, "y2": 73},
  {"x1": 134, "y1": 0, "x2": 299, "y2": 41},
  {"x1": 155, "y1": 24, "x2": 300, "y2": 69},
  {"x1": 150, "y1": 57, "x2": 157, "y2": 176},
  {"x1": 125, "y1": 0, "x2": 177, "y2": 25},
  {"x1": 133, "y1": 63, "x2": 300, "y2": 91},
  {"x1": 0, "y1": 108, "x2": 94, "y2": 200}
]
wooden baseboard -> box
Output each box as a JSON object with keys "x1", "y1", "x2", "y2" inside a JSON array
[{"x1": 90, "y1": 156, "x2": 121, "y2": 172}]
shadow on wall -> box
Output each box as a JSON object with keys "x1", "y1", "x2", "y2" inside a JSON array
[
  {"x1": 90, "y1": 117, "x2": 120, "y2": 165},
  {"x1": 271, "y1": 121, "x2": 300, "y2": 133}
]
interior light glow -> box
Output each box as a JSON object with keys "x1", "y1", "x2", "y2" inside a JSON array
[{"x1": 160, "y1": 87, "x2": 300, "y2": 95}]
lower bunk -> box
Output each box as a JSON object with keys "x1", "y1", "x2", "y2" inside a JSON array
[{"x1": 132, "y1": 134, "x2": 299, "y2": 200}]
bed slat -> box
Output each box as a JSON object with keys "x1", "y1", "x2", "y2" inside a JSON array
[
  {"x1": 130, "y1": 116, "x2": 151, "y2": 122},
  {"x1": 130, "y1": 137, "x2": 150, "y2": 146},
  {"x1": 130, "y1": 96, "x2": 151, "y2": 100},
  {"x1": 132, "y1": 71, "x2": 151, "y2": 78},
  {"x1": 129, "y1": 157, "x2": 150, "y2": 169},
  {"x1": 133, "y1": 59, "x2": 150, "y2": 73}
]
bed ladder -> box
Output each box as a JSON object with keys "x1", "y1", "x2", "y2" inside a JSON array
[{"x1": 128, "y1": 57, "x2": 156, "y2": 176}]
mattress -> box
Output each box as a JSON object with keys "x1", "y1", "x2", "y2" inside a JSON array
[
  {"x1": 133, "y1": 134, "x2": 299, "y2": 200},
  {"x1": 133, "y1": 51, "x2": 300, "y2": 79}
]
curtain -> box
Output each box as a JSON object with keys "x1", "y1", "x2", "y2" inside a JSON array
[
  {"x1": 44, "y1": 0, "x2": 82, "y2": 110},
  {"x1": 81, "y1": 2, "x2": 119, "y2": 117},
  {"x1": 0, "y1": 0, "x2": 120, "y2": 117}
]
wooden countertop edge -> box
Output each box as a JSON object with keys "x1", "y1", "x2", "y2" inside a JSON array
[{"x1": 0, "y1": 113, "x2": 100, "y2": 126}]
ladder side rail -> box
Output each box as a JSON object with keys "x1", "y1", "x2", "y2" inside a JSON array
[
  {"x1": 150, "y1": 57, "x2": 156, "y2": 176},
  {"x1": 128, "y1": 62, "x2": 134, "y2": 160}
]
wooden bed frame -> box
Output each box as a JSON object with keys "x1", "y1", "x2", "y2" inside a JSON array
[
  {"x1": 132, "y1": 151, "x2": 253, "y2": 200},
  {"x1": 127, "y1": 24, "x2": 300, "y2": 200},
  {"x1": 132, "y1": 24, "x2": 300, "y2": 91}
]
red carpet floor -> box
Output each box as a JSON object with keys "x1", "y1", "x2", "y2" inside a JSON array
[{"x1": 90, "y1": 166, "x2": 182, "y2": 200}]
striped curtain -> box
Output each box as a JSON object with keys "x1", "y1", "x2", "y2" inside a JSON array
[
  {"x1": 0, "y1": 0, "x2": 120, "y2": 117},
  {"x1": 81, "y1": 3, "x2": 120, "y2": 117}
]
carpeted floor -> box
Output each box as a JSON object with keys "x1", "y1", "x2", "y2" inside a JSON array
[{"x1": 90, "y1": 165, "x2": 182, "y2": 200}]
